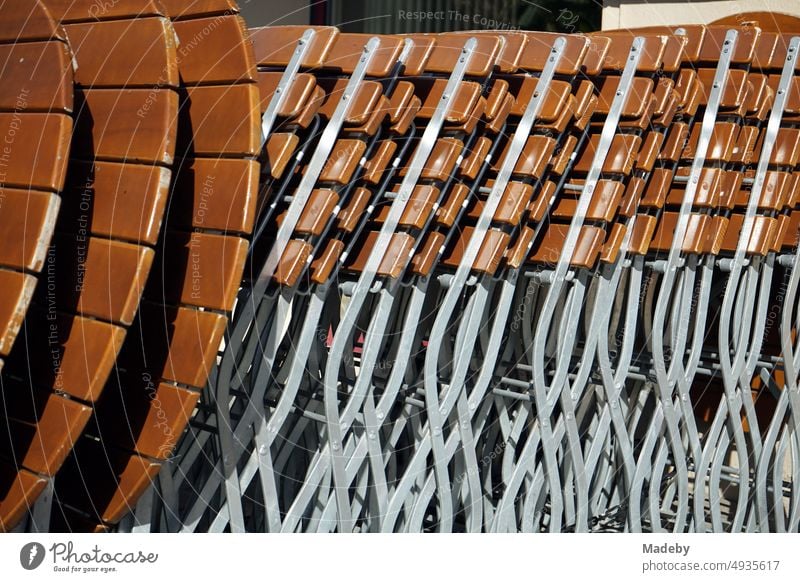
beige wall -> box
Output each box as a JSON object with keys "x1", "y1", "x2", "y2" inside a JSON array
[
  {"x1": 238, "y1": 0, "x2": 310, "y2": 27},
  {"x1": 603, "y1": 0, "x2": 800, "y2": 29}
]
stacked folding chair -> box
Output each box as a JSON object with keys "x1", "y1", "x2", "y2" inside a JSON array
[{"x1": 1, "y1": 3, "x2": 800, "y2": 533}]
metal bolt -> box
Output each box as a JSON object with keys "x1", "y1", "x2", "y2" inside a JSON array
[{"x1": 258, "y1": 444, "x2": 268, "y2": 456}]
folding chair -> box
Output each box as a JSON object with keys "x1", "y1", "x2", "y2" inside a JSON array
[
  {"x1": 172, "y1": 30, "x2": 501, "y2": 533},
  {"x1": 676, "y1": 27, "x2": 800, "y2": 533},
  {"x1": 358, "y1": 32, "x2": 591, "y2": 533},
  {"x1": 545, "y1": 28, "x2": 692, "y2": 532},
  {"x1": 155, "y1": 27, "x2": 412, "y2": 533},
  {"x1": 616, "y1": 25, "x2": 760, "y2": 532},
  {"x1": 146, "y1": 24, "x2": 341, "y2": 533},
  {"x1": 281, "y1": 32, "x2": 509, "y2": 533},
  {"x1": 484, "y1": 33, "x2": 667, "y2": 533},
  {"x1": 235, "y1": 30, "x2": 427, "y2": 533},
  {"x1": 703, "y1": 21, "x2": 800, "y2": 532}
]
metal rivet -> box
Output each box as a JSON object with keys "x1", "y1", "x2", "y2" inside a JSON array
[{"x1": 258, "y1": 444, "x2": 268, "y2": 456}]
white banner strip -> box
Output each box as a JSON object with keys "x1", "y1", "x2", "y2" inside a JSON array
[{"x1": 0, "y1": 533, "x2": 797, "y2": 581}]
